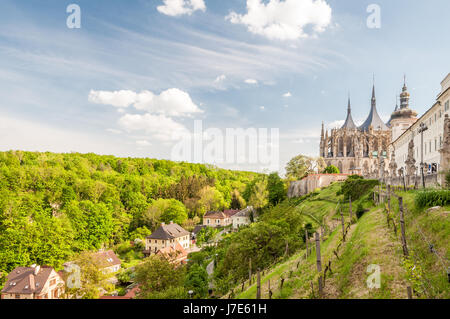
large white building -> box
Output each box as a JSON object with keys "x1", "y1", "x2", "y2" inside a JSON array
[{"x1": 389, "y1": 73, "x2": 450, "y2": 178}]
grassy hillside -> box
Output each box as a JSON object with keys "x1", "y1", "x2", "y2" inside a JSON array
[{"x1": 234, "y1": 183, "x2": 450, "y2": 299}]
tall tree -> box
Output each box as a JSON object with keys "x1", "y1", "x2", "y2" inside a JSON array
[
  {"x1": 230, "y1": 189, "x2": 246, "y2": 209},
  {"x1": 248, "y1": 179, "x2": 269, "y2": 211},
  {"x1": 285, "y1": 155, "x2": 326, "y2": 180},
  {"x1": 135, "y1": 255, "x2": 186, "y2": 298},
  {"x1": 267, "y1": 172, "x2": 286, "y2": 206}
]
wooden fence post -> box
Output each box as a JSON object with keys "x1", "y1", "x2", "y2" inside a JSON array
[
  {"x1": 315, "y1": 232, "x2": 323, "y2": 297},
  {"x1": 349, "y1": 196, "x2": 353, "y2": 222},
  {"x1": 399, "y1": 197, "x2": 409, "y2": 257},
  {"x1": 310, "y1": 282, "x2": 315, "y2": 299},
  {"x1": 305, "y1": 229, "x2": 309, "y2": 258},
  {"x1": 407, "y1": 286, "x2": 413, "y2": 299},
  {"x1": 249, "y1": 258, "x2": 252, "y2": 284},
  {"x1": 340, "y1": 208, "x2": 346, "y2": 242},
  {"x1": 256, "y1": 269, "x2": 261, "y2": 299},
  {"x1": 268, "y1": 279, "x2": 272, "y2": 299},
  {"x1": 387, "y1": 184, "x2": 391, "y2": 225}
]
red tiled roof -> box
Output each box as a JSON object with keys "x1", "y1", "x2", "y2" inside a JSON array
[
  {"x1": 92, "y1": 250, "x2": 121, "y2": 268},
  {"x1": 223, "y1": 209, "x2": 239, "y2": 217},
  {"x1": 156, "y1": 242, "x2": 188, "y2": 262},
  {"x1": 203, "y1": 211, "x2": 227, "y2": 219},
  {"x1": 301, "y1": 174, "x2": 352, "y2": 181},
  {"x1": 1, "y1": 265, "x2": 55, "y2": 295}
]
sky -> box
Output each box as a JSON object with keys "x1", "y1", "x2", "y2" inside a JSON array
[{"x1": 0, "y1": 0, "x2": 449, "y2": 175}]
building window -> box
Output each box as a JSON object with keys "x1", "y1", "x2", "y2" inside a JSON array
[
  {"x1": 435, "y1": 139, "x2": 437, "y2": 151},
  {"x1": 445, "y1": 100, "x2": 449, "y2": 111},
  {"x1": 440, "y1": 136, "x2": 443, "y2": 147},
  {"x1": 50, "y1": 279, "x2": 56, "y2": 286},
  {"x1": 15, "y1": 294, "x2": 20, "y2": 299}
]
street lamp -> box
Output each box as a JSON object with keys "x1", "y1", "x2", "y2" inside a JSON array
[
  {"x1": 188, "y1": 290, "x2": 194, "y2": 299},
  {"x1": 418, "y1": 122, "x2": 428, "y2": 188}
]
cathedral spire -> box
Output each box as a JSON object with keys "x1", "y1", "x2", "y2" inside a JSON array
[
  {"x1": 371, "y1": 74, "x2": 376, "y2": 107},
  {"x1": 347, "y1": 93, "x2": 351, "y2": 112},
  {"x1": 341, "y1": 94, "x2": 357, "y2": 129},
  {"x1": 359, "y1": 76, "x2": 389, "y2": 131}
]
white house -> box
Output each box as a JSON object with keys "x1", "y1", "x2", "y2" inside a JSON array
[{"x1": 231, "y1": 206, "x2": 255, "y2": 230}]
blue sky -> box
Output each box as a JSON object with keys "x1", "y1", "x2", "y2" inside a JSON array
[{"x1": 0, "y1": 0, "x2": 449, "y2": 174}]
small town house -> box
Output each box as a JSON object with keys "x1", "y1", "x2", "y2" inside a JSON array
[
  {"x1": 1, "y1": 265, "x2": 65, "y2": 299},
  {"x1": 144, "y1": 221, "x2": 190, "y2": 256}
]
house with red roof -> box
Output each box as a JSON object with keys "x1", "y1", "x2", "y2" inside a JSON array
[
  {"x1": 203, "y1": 209, "x2": 239, "y2": 227},
  {"x1": 1, "y1": 265, "x2": 65, "y2": 299}
]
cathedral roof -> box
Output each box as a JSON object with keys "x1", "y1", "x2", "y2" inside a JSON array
[
  {"x1": 341, "y1": 97, "x2": 357, "y2": 129},
  {"x1": 359, "y1": 84, "x2": 389, "y2": 131}
]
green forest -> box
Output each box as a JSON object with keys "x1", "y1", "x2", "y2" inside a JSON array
[{"x1": 0, "y1": 150, "x2": 263, "y2": 281}]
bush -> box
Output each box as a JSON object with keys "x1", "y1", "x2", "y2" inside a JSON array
[
  {"x1": 356, "y1": 203, "x2": 366, "y2": 219},
  {"x1": 323, "y1": 165, "x2": 340, "y2": 174},
  {"x1": 337, "y1": 177, "x2": 378, "y2": 201},
  {"x1": 415, "y1": 190, "x2": 450, "y2": 208}
]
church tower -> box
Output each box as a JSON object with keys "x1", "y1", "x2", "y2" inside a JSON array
[
  {"x1": 388, "y1": 76, "x2": 418, "y2": 141},
  {"x1": 359, "y1": 81, "x2": 389, "y2": 132},
  {"x1": 341, "y1": 96, "x2": 357, "y2": 129}
]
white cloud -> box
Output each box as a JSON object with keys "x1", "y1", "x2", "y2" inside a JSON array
[
  {"x1": 157, "y1": 0, "x2": 206, "y2": 16},
  {"x1": 106, "y1": 128, "x2": 122, "y2": 134},
  {"x1": 259, "y1": 106, "x2": 265, "y2": 110},
  {"x1": 88, "y1": 90, "x2": 137, "y2": 108},
  {"x1": 136, "y1": 140, "x2": 152, "y2": 147},
  {"x1": 283, "y1": 92, "x2": 292, "y2": 97},
  {"x1": 214, "y1": 74, "x2": 226, "y2": 83},
  {"x1": 226, "y1": 0, "x2": 332, "y2": 41},
  {"x1": 245, "y1": 78, "x2": 258, "y2": 84},
  {"x1": 326, "y1": 120, "x2": 344, "y2": 129},
  {"x1": 118, "y1": 113, "x2": 189, "y2": 142},
  {"x1": 89, "y1": 88, "x2": 203, "y2": 117}
]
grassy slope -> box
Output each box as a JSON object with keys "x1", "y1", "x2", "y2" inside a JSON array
[{"x1": 235, "y1": 184, "x2": 449, "y2": 299}]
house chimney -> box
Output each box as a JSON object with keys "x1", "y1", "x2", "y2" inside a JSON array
[{"x1": 33, "y1": 265, "x2": 40, "y2": 275}]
